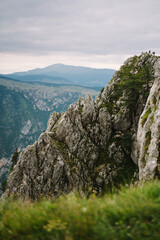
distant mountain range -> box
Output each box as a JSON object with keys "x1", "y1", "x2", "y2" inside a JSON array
[{"x1": 2, "y1": 63, "x2": 115, "y2": 88}]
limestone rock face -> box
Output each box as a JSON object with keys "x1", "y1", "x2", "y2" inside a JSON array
[
  {"x1": 133, "y1": 59, "x2": 160, "y2": 180},
  {"x1": 4, "y1": 53, "x2": 160, "y2": 199},
  {"x1": 0, "y1": 158, "x2": 10, "y2": 196}
]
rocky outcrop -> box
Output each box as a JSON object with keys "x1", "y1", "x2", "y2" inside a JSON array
[
  {"x1": 133, "y1": 59, "x2": 160, "y2": 180},
  {"x1": 4, "y1": 53, "x2": 160, "y2": 199},
  {"x1": 0, "y1": 158, "x2": 11, "y2": 196}
]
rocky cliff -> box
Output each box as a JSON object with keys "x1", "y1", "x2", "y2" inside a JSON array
[{"x1": 4, "y1": 53, "x2": 160, "y2": 199}]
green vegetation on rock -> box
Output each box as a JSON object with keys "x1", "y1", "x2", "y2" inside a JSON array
[
  {"x1": 109, "y1": 55, "x2": 154, "y2": 114},
  {"x1": 10, "y1": 148, "x2": 20, "y2": 171},
  {"x1": 141, "y1": 108, "x2": 152, "y2": 126}
]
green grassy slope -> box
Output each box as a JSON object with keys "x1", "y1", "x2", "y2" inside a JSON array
[{"x1": 0, "y1": 181, "x2": 160, "y2": 240}]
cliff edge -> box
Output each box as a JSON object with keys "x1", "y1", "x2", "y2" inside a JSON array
[{"x1": 4, "y1": 53, "x2": 160, "y2": 199}]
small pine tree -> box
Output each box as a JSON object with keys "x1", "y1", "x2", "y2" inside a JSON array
[
  {"x1": 1, "y1": 180, "x2": 7, "y2": 193},
  {"x1": 11, "y1": 148, "x2": 20, "y2": 170},
  {"x1": 111, "y1": 57, "x2": 154, "y2": 124}
]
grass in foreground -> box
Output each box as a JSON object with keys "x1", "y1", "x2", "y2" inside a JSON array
[{"x1": 0, "y1": 181, "x2": 160, "y2": 240}]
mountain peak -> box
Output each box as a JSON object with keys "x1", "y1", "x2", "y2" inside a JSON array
[
  {"x1": 8, "y1": 64, "x2": 116, "y2": 88},
  {"x1": 4, "y1": 53, "x2": 160, "y2": 199}
]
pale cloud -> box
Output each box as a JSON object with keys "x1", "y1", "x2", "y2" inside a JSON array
[
  {"x1": 0, "y1": 0, "x2": 160, "y2": 72},
  {"x1": 0, "y1": 52, "x2": 130, "y2": 73}
]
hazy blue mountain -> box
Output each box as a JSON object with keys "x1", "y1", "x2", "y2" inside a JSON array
[
  {"x1": 4, "y1": 74, "x2": 73, "y2": 85},
  {"x1": 5, "y1": 64, "x2": 115, "y2": 87}
]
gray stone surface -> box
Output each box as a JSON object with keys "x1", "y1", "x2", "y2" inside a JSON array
[
  {"x1": 133, "y1": 58, "x2": 160, "y2": 180},
  {"x1": 4, "y1": 53, "x2": 160, "y2": 199}
]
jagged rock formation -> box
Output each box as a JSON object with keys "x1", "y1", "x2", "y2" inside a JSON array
[
  {"x1": 0, "y1": 158, "x2": 11, "y2": 196},
  {"x1": 4, "y1": 53, "x2": 160, "y2": 199},
  {"x1": 133, "y1": 58, "x2": 160, "y2": 180}
]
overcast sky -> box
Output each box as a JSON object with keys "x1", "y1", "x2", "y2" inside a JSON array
[{"x1": 0, "y1": 0, "x2": 160, "y2": 73}]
